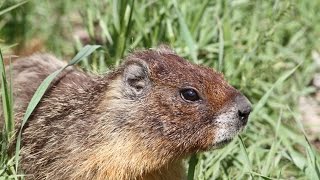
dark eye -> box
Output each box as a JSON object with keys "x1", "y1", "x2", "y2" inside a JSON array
[{"x1": 180, "y1": 88, "x2": 201, "y2": 102}]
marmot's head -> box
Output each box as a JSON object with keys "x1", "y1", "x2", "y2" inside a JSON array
[{"x1": 101, "y1": 47, "x2": 251, "y2": 157}]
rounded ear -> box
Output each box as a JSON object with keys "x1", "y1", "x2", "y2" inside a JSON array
[{"x1": 122, "y1": 61, "x2": 151, "y2": 97}]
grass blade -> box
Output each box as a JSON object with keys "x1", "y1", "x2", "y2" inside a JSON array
[
  {"x1": 261, "y1": 110, "x2": 283, "y2": 176},
  {"x1": 238, "y1": 136, "x2": 253, "y2": 176},
  {"x1": 187, "y1": 154, "x2": 198, "y2": 180},
  {"x1": 0, "y1": 50, "x2": 14, "y2": 140},
  {"x1": 14, "y1": 69, "x2": 61, "y2": 171},
  {"x1": 68, "y1": 45, "x2": 101, "y2": 66},
  {"x1": 0, "y1": 1, "x2": 28, "y2": 16}
]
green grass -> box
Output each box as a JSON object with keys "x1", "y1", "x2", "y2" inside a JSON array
[
  {"x1": 1, "y1": 2, "x2": 27, "y2": 179},
  {"x1": 1, "y1": 0, "x2": 320, "y2": 179}
]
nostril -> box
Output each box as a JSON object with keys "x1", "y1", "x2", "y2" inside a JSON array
[
  {"x1": 235, "y1": 95, "x2": 252, "y2": 125},
  {"x1": 238, "y1": 108, "x2": 251, "y2": 123}
]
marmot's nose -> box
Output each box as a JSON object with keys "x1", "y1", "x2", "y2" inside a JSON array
[{"x1": 235, "y1": 95, "x2": 252, "y2": 125}]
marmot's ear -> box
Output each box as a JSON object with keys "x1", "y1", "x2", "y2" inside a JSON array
[{"x1": 122, "y1": 61, "x2": 150, "y2": 97}]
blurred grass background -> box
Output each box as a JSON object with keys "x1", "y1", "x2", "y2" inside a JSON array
[{"x1": 1, "y1": 0, "x2": 320, "y2": 179}]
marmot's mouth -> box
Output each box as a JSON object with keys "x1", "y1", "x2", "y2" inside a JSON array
[{"x1": 213, "y1": 138, "x2": 233, "y2": 149}]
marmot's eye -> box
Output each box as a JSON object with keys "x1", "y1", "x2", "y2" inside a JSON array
[{"x1": 180, "y1": 88, "x2": 201, "y2": 102}]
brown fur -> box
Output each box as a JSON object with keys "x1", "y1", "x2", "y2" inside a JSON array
[{"x1": 1, "y1": 47, "x2": 251, "y2": 179}]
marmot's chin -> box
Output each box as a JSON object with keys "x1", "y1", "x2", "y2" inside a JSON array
[{"x1": 209, "y1": 125, "x2": 245, "y2": 149}]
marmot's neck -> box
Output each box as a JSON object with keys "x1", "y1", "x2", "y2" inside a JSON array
[
  {"x1": 66, "y1": 134, "x2": 186, "y2": 179},
  {"x1": 62, "y1": 76, "x2": 187, "y2": 179}
]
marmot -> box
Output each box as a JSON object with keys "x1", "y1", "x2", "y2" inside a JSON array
[{"x1": 2, "y1": 47, "x2": 251, "y2": 179}]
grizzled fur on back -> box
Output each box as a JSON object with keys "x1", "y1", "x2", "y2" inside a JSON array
[{"x1": 2, "y1": 47, "x2": 251, "y2": 180}]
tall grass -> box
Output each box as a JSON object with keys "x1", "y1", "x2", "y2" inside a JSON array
[
  {"x1": 0, "y1": 48, "x2": 18, "y2": 179},
  {"x1": 0, "y1": 2, "x2": 28, "y2": 179},
  {"x1": 1, "y1": 0, "x2": 320, "y2": 179}
]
